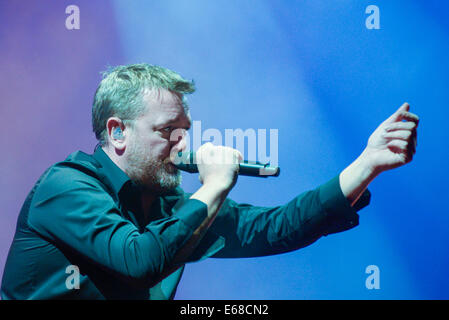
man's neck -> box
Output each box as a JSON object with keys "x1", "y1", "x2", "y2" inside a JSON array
[
  {"x1": 103, "y1": 145, "x2": 156, "y2": 215},
  {"x1": 140, "y1": 191, "x2": 155, "y2": 219},
  {"x1": 102, "y1": 145, "x2": 127, "y2": 174}
]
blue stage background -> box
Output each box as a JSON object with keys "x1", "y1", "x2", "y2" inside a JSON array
[{"x1": 0, "y1": 0, "x2": 447, "y2": 299}]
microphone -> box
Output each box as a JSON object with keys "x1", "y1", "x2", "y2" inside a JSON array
[{"x1": 173, "y1": 151, "x2": 280, "y2": 178}]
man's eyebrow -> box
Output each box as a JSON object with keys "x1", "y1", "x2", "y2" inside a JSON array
[{"x1": 158, "y1": 117, "x2": 191, "y2": 129}]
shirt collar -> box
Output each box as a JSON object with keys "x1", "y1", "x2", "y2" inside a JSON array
[
  {"x1": 91, "y1": 145, "x2": 185, "y2": 213},
  {"x1": 92, "y1": 145, "x2": 132, "y2": 196}
]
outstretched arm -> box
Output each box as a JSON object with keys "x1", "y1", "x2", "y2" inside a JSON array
[{"x1": 340, "y1": 102, "x2": 419, "y2": 206}]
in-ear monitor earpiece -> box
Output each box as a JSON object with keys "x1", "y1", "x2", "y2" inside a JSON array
[{"x1": 113, "y1": 127, "x2": 123, "y2": 140}]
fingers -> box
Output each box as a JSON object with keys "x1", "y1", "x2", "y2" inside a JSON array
[
  {"x1": 383, "y1": 103, "x2": 418, "y2": 160},
  {"x1": 385, "y1": 121, "x2": 417, "y2": 132},
  {"x1": 387, "y1": 139, "x2": 408, "y2": 151},
  {"x1": 387, "y1": 140, "x2": 413, "y2": 163},
  {"x1": 234, "y1": 149, "x2": 243, "y2": 163},
  {"x1": 394, "y1": 102, "x2": 410, "y2": 113},
  {"x1": 384, "y1": 103, "x2": 420, "y2": 126},
  {"x1": 195, "y1": 144, "x2": 243, "y2": 189},
  {"x1": 383, "y1": 129, "x2": 412, "y2": 141},
  {"x1": 397, "y1": 111, "x2": 420, "y2": 124},
  {"x1": 385, "y1": 102, "x2": 410, "y2": 123},
  {"x1": 387, "y1": 133, "x2": 416, "y2": 162},
  {"x1": 388, "y1": 110, "x2": 419, "y2": 125},
  {"x1": 196, "y1": 143, "x2": 242, "y2": 165}
]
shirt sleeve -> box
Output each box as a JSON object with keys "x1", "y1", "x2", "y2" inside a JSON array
[
  {"x1": 27, "y1": 165, "x2": 208, "y2": 288},
  {"x1": 203, "y1": 175, "x2": 371, "y2": 258}
]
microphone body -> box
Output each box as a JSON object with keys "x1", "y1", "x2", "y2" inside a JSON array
[{"x1": 174, "y1": 151, "x2": 280, "y2": 178}]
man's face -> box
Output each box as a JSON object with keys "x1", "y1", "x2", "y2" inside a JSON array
[{"x1": 124, "y1": 88, "x2": 191, "y2": 194}]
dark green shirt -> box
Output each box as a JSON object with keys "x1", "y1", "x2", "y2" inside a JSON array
[{"x1": 1, "y1": 146, "x2": 370, "y2": 300}]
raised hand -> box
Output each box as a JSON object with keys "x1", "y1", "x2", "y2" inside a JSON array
[
  {"x1": 339, "y1": 103, "x2": 419, "y2": 206},
  {"x1": 363, "y1": 102, "x2": 419, "y2": 174}
]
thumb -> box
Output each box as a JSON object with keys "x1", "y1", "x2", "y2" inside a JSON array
[{"x1": 384, "y1": 102, "x2": 410, "y2": 124}]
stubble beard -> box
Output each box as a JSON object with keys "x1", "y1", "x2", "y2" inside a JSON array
[{"x1": 125, "y1": 139, "x2": 182, "y2": 195}]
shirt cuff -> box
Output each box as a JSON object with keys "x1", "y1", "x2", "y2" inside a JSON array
[{"x1": 319, "y1": 175, "x2": 371, "y2": 236}]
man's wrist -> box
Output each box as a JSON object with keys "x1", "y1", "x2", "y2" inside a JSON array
[
  {"x1": 190, "y1": 180, "x2": 232, "y2": 219},
  {"x1": 340, "y1": 150, "x2": 378, "y2": 206},
  {"x1": 357, "y1": 148, "x2": 383, "y2": 179},
  {"x1": 202, "y1": 178, "x2": 234, "y2": 194}
]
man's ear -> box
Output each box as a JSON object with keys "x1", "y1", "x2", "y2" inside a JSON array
[{"x1": 106, "y1": 117, "x2": 128, "y2": 152}]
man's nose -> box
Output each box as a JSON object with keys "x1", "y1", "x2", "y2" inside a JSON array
[
  {"x1": 176, "y1": 135, "x2": 187, "y2": 152},
  {"x1": 170, "y1": 129, "x2": 188, "y2": 152}
]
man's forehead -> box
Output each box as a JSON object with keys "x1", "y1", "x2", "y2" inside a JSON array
[
  {"x1": 141, "y1": 88, "x2": 191, "y2": 125},
  {"x1": 143, "y1": 88, "x2": 183, "y2": 108}
]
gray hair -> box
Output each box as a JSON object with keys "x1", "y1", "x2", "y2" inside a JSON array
[{"x1": 92, "y1": 63, "x2": 195, "y2": 145}]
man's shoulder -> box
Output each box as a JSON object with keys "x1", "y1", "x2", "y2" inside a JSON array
[
  {"x1": 16, "y1": 150, "x2": 107, "y2": 235},
  {"x1": 60, "y1": 150, "x2": 101, "y2": 172},
  {"x1": 36, "y1": 150, "x2": 104, "y2": 193}
]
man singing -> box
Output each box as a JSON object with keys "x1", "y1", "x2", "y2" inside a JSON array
[{"x1": 1, "y1": 64, "x2": 419, "y2": 299}]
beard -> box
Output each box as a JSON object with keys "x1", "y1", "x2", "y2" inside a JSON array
[{"x1": 125, "y1": 139, "x2": 181, "y2": 195}]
